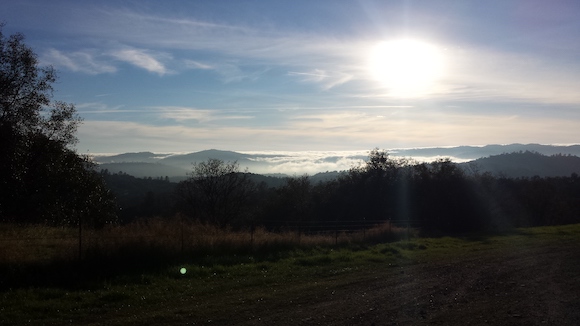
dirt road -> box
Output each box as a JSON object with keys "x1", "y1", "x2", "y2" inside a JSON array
[{"x1": 231, "y1": 236, "x2": 580, "y2": 326}]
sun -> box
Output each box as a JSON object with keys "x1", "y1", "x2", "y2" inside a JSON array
[{"x1": 369, "y1": 39, "x2": 445, "y2": 97}]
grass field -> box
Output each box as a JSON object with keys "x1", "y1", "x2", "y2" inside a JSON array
[{"x1": 1, "y1": 223, "x2": 579, "y2": 325}]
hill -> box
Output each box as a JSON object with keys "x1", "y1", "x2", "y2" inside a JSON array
[
  {"x1": 460, "y1": 151, "x2": 580, "y2": 178},
  {"x1": 98, "y1": 162, "x2": 190, "y2": 182},
  {"x1": 393, "y1": 143, "x2": 580, "y2": 159},
  {"x1": 92, "y1": 145, "x2": 580, "y2": 180}
]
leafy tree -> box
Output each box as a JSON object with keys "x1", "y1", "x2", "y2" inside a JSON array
[
  {"x1": 99, "y1": 170, "x2": 176, "y2": 223},
  {"x1": 176, "y1": 159, "x2": 255, "y2": 227},
  {"x1": 0, "y1": 25, "x2": 117, "y2": 227},
  {"x1": 343, "y1": 149, "x2": 405, "y2": 221},
  {"x1": 265, "y1": 175, "x2": 314, "y2": 227}
]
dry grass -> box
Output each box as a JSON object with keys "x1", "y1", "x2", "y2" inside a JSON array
[
  {"x1": 0, "y1": 224, "x2": 78, "y2": 263},
  {"x1": 0, "y1": 216, "x2": 410, "y2": 265},
  {"x1": 2, "y1": 224, "x2": 579, "y2": 325}
]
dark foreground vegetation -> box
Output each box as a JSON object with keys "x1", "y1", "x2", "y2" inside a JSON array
[
  {"x1": 101, "y1": 150, "x2": 580, "y2": 235},
  {"x1": 1, "y1": 224, "x2": 579, "y2": 325},
  {"x1": 0, "y1": 25, "x2": 117, "y2": 228}
]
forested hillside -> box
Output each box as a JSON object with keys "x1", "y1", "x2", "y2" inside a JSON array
[
  {"x1": 100, "y1": 150, "x2": 580, "y2": 234},
  {"x1": 461, "y1": 151, "x2": 580, "y2": 178}
]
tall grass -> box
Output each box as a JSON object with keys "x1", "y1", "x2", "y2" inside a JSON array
[
  {"x1": 0, "y1": 217, "x2": 410, "y2": 266},
  {"x1": 0, "y1": 217, "x2": 410, "y2": 289}
]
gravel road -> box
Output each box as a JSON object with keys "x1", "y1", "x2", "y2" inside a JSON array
[{"x1": 237, "y1": 237, "x2": 580, "y2": 326}]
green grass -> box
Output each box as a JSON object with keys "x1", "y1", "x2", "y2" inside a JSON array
[{"x1": 1, "y1": 224, "x2": 579, "y2": 325}]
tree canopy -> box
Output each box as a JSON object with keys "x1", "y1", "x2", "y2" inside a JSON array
[
  {"x1": 175, "y1": 159, "x2": 255, "y2": 227},
  {"x1": 0, "y1": 25, "x2": 116, "y2": 227}
]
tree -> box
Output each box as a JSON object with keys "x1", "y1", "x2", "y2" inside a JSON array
[
  {"x1": 0, "y1": 25, "x2": 117, "y2": 227},
  {"x1": 342, "y1": 148, "x2": 404, "y2": 221},
  {"x1": 268, "y1": 175, "x2": 313, "y2": 225},
  {"x1": 176, "y1": 159, "x2": 255, "y2": 227}
]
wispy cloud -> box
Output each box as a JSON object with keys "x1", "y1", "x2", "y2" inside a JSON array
[
  {"x1": 431, "y1": 45, "x2": 580, "y2": 104},
  {"x1": 154, "y1": 106, "x2": 253, "y2": 122},
  {"x1": 184, "y1": 59, "x2": 268, "y2": 83},
  {"x1": 43, "y1": 46, "x2": 173, "y2": 76},
  {"x1": 288, "y1": 69, "x2": 328, "y2": 82},
  {"x1": 288, "y1": 69, "x2": 353, "y2": 90},
  {"x1": 16, "y1": 1, "x2": 580, "y2": 105},
  {"x1": 184, "y1": 60, "x2": 213, "y2": 70},
  {"x1": 284, "y1": 108, "x2": 580, "y2": 149},
  {"x1": 76, "y1": 102, "x2": 126, "y2": 113},
  {"x1": 109, "y1": 48, "x2": 171, "y2": 75},
  {"x1": 42, "y1": 49, "x2": 116, "y2": 74},
  {"x1": 76, "y1": 103, "x2": 580, "y2": 156},
  {"x1": 40, "y1": 6, "x2": 366, "y2": 78},
  {"x1": 77, "y1": 120, "x2": 300, "y2": 153}
]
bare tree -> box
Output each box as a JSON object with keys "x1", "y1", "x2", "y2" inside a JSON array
[{"x1": 176, "y1": 159, "x2": 255, "y2": 227}]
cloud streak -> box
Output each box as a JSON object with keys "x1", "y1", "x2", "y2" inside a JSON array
[
  {"x1": 154, "y1": 106, "x2": 253, "y2": 122},
  {"x1": 42, "y1": 49, "x2": 116, "y2": 74},
  {"x1": 77, "y1": 107, "x2": 580, "y2": 156},
  {"x1": 110, "y1": 48, "x2": 171, "y2": 75}
]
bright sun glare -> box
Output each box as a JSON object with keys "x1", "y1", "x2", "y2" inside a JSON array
[{"x1": 369, "y1": 39, "x2": 445, "y2": 97}]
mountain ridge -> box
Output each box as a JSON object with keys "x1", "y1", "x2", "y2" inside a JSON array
[
  {"x1": 460, "y1": 151, "x2": 580, "y2": 178},
  {"x1": 93, "y1": 144, "x2": 580, "y2": 179}
]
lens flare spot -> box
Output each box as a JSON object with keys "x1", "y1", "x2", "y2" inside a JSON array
[{"x1": 180, "y1": 267, "x2": 187, "y2": 275}]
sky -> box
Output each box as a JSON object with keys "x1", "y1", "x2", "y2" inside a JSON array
[{"x1": 3, "y1": 0, "x2": 580, "y2": 155}]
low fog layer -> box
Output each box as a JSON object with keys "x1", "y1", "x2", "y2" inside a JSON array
[{"x1": 93, "y1": 144, "x2": 580, "y2": 176}]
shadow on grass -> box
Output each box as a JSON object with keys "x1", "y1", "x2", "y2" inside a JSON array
[
  {"x1": 0, "y1": 240, "x2": 318, "y2": 291},
  {"x1": 0, "y1": 245, "x2": 179, "y2": 291},
  {"x1": 6, "y1": 224, "x2": 575, "y2": 291}
]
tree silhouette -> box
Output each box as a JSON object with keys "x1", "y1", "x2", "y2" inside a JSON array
[
  {"x1": 176, "y1": 159, "x2": 255, "y2": 227},
  {"x1": 0, "y1": 25, "x2": 116, "y2": 226}
]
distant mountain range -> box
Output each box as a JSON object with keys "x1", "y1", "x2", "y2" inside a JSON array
[
  {"x1": 94, "y1": 149, "x2": 293, "y2": 181},
  {"x1": 460, "y1": 152, "x2": 580, "y2": 178},
  {"x1": 390, "y1": 143, "x2": 580, "y2": 159},
  {"x1": 93, "y1": 144, "x2": 580, "y2": 180}
]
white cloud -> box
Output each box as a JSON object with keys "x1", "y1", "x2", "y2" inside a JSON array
[
  {"x1": 91, "y1": 107, "x2": 571, "y2": 159},
  {"x1": 288, "y1": 69, "x2": 328, "y2": 82},
  {"x1": 184, "y1": 59, "x2": 213, "y2": 70},
  {"x1": 110, "y1": 48, "x2": 171, "y2": 75},
  {"x1": 185, "y1": 59, "x2": 268, "y2": 83},
  {"x1": 76, "y1": 102, "x2": 125, "y2": 113},
  {"x1": 24, "y1": 3, "x2": 580, "y2": 104},
  {"x1": 283, "y1": 108, "x2": 580, "y2": 149},
  {"x1": 42, "y1": 47, "x2": 173, "y2": 76},
  {"x1": 153, "y1": 106, "x2": 253, "y2": 122},
  {"x1": 433, "y1": 45, "x2": 580, "y2": 104},
  {"x1": 42, "y1": 49, "x2": 116, "y2": 74},
  {"x1": 288, "y1": 69, "x2": 353, "y2": 90}
]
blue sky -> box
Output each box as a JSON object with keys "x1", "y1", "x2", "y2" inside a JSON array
[{"x1": 3, "y1": 0, "x2": 580, "y2": 154}]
